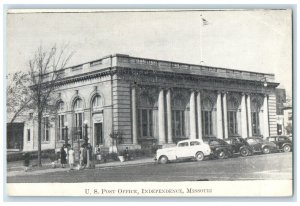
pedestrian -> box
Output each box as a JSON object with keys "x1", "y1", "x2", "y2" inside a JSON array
[
  {"x1": 87, "y1": 144, "x2": 95, "y2": 168},
  {"x1": 68, "y1": 147, "x2": 75, "y2": 170},
  {"x1": 123, "y1": 147, "x2": 130, "y2": 161},
  {"x1": 60, "y1": 146, "x2": 67, "y2": 168},
  {"x1": 83, "y1": 145, "x2": 87, "y2": 168},
  {"x1": 23, "y1": 152, "x2": 30, "y2": 172},
  {"x1": 79, "y1": 145, "x2": 84, "y2": 169}
]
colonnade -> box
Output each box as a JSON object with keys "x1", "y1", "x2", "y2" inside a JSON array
[{"x1": 131, "y1": 86, "x2": 270, "y2": 145}]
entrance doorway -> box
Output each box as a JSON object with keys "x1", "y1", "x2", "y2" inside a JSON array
[{"x1": 94, "y1": 123, "x2": 103, "y2": 145}]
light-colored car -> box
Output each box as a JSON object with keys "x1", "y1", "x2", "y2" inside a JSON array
[{"x1": 155, "y1": 140, "x2": 211, "y2": 164}]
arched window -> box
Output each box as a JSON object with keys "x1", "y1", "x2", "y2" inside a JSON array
[
  {"x1": 227, "y1": 97, "x2": 239, "y2": 136},
  {"x1": 73, "y1": 98, "x2": 83, "y2": 139},
  {"x1": 172, "y1": 94, "x2": 186, "y2": 138},
  {"x1": 74, "y1": 98, "x2": 82, "y2": 110},
  {"x1": 57, "y1": 101, "x2": 65, "y2": 112},
  {"x1": 92, "y1": 95, "x2": 103, "y2": 110},
  {"x1": 251, "y1": 99, "x2": 261, "y2": 136},
  {"x1": 57, "y1": 101, "x2": 65, "y2": 141},
  {"x1": 139, "y1": 93, "x2": 154, "y2": 138},
  {"x1": 201, "y1": 98, "x2": 214, "y2": 137}
]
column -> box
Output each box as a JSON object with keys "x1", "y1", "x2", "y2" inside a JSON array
[
  {"x1": 196, "y1": 91, "x2": 203, "y2": 142},
  {"x1": 246, "y1": 94, "x2": 252, "y2": 137},
  {"x1": 190, "y1": 91, "x2": 196, "y2": 139},
  {"x1": 241, "y1": 93, "x2": 247, "y2": 138},
  {"x1": 263, "y1": 95, "x2": 270, "y2": 138},
  {"x1": 216, "y1": 92, "x2": 223, "y2": 139},
  {"x1": 222, "y1": 92, "x2": 228, "y2": 139},
  {"x1": 158, "y1": 89, "x2": 166, "y2": 144},
  {"x1": 131, "y1": 86, "x2": 138, "y2": 144},
  {"x1": 166, "y1": 89, "x2": 173, "y2": 144}
]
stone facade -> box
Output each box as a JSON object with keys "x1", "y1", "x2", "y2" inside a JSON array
[{"x1": 23, "y1": 54, "x2": 279, "y2": 153}]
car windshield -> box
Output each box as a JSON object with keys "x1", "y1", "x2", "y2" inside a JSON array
[
  {"x1": 232, "y1": 138, "x2": 241, "y2": 144},
  {"x1": 210, "y1": 139, "x2": 227, "y2": 146},
  {"x1": 247, "y1": 139, "x2": 256, "y2": 144},
  {"x1": 209, "y1": 140, "x2": 220, "y2": 146},
  {"x1": 268, "y1": 137, "x2": 276, "y2": 141},
  {"x1": 190, "y1": 141, "x2": 201, "y2": 146},
  {"x1": 278, "y1": 137, "x2": 288, "y2": 141},
  {"x1": 218, "y1": 140, "x2": 228, "y2": 145},
  {"x1": 255, "y1": 138, "x2": 264, "y2": 143},
  {"x1": 178, "y1": 142, "x2": 189, "y2": 147}
]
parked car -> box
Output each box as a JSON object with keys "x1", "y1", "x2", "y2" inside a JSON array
[
  {"x1": 224, "y1": 137, "x2": 253, "y2": 157},
  {"x1": 266, "y1": 136, "x2": 292, "y2": 152},
  {"x1": 245, "y1": 137, "x2": 278, "y2": 154},
  {"x1": 155, "y1": 140, "x2": 211, "y2": 164},
  {"x1": 205, "y1": 138, "x2": 234, "y2": 159}
]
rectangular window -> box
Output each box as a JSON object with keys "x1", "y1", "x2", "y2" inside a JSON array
[
  {"x1": 43, "y1": 117, "x2": 50, "y2": 142},
  {"x1": 252, "y1": 112, "x2": 260, "y2": 135},
  {"x1": 227, "y1": 111, "x2": 238, "y2": 135},
  {"x1": 75, "y1": 113, "x2": 83, "y2": 139},
  {"x1": 58, "y1": 115, "x2": 65, "y2": 140},
  {"x1": 288, "y1": 112, "x2": 292, "y2": 121},
  {"x1": 202, "y1": 111, "x2": 212, "y2": 136},
  {"x1": 139, "y1": 109, "x2": 153, "y2": 138},
  {"x1": 27, "y1": 129, "x2": 30, "y2": 141},
  {"x1": 172, "y1": 110, "x2": 185, "y2": 137}
]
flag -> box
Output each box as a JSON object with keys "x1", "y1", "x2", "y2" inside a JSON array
[{"x1": 202, "y1": 18, "x2": 208, "y2": 26}]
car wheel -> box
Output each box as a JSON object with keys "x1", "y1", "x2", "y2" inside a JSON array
[
  {"x1": 262, "y1": 147, "x2": 270, "y2": 154},
  {"x1": 217, "y1": 150, "x2": 226, "y2": 159},
  {"x1": 283, "y1": 145, "x2": 291, "y2": 152},
  {"x1": 240, "y1": 148, "x2": 249, "y2": 157},
  {"x1": 195, "y1": 152, "x2": 204, "y2": 161},
  {"x1": 159, "y1": 156, "x2": 168, "y2": 164}
]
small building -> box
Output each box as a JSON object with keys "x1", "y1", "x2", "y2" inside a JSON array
[
  {"x1": 23, "y1": 54, "x2": 279, "y2": 154},
  {"x1": 7, "y1": 123, "x2": 24, "y2": 151}
]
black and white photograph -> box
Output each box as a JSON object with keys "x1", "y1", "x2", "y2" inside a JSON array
[{"x1": 5, "y1": 8, "x2": 293, "y2": 197}]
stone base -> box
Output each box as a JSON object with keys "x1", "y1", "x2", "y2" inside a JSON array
[{"x1": 116, "y1": 144, "x2": 142, "y2": 151}]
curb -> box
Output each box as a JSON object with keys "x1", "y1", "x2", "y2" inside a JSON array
[
  {"x1": 7, "y1": 159, "x2": 156, "y2": 177},
  {"x1": 95, "y1": 160, "x2": 155, "y2": 170}
]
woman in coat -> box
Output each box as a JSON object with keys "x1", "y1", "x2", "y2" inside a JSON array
[
  {"x1": 60, "y1": 146, "x2": 67, "y2": 168},
  {"x1": 68, "y1": 147, "x2": 75, "y2": 170}
]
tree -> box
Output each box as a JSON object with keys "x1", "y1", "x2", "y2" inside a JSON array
[
  {"x1": 7, "y1": 71, "x2": 32, "y2": 123},
  {"x1": 28, "y1": 44, "x2": 73, "y2": 166}
]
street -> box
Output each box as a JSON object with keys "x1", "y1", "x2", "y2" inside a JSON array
[{"x1": 7, "y1": 152, "x2": 292, "y2": 182}]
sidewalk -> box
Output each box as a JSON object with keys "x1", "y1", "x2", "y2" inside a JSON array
[{"x1": 7, "y1": 157, "x2": 155, "y2": 177}]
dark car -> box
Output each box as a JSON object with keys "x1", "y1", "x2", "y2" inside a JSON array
[
  {"x1": 224, "y1": 137, "x2": 253, "y2": 157},
  {"x1": 266, "y1": 136, "x2": 292, "y2": 152},
  {"x1": 245, "y1": 137, "x2": 278, "y2": 154},
  {"x1": 205, "y1": 138, "x2": 234, "y2": 159}
]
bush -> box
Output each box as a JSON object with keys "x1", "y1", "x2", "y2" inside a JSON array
[{"x1": 7, "y1": 149, "x2": 55, "y2": 162}]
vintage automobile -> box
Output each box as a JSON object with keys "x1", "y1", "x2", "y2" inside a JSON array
[
  {"x1": 155, "y1": 140, "x2": 211, "y2": 164},
  {"x1": 266, "y1": 136, "x2": 292, "y2": 152},
  {"x1": 245, "y1": 137, "x2": 278, "y2": 154},
  {"x1": 205, "y1": 138, "x2": 234, "y2": 159},
  {"x1": 224, "y1": 137, "x2": 253, "y2": 157}
]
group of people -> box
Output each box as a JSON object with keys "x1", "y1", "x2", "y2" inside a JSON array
[
  {"x1": 22, "y1": 144, "x2": 131, "y2": 172},
  {"x1": 60, "y1": 143, "x2": 93, "y2": 170},
  {"x1": 60, "y1": 145, "x2": 74, "y2": 169}
]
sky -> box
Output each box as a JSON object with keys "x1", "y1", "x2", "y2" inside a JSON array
[{"x1": 6, "y1": 9, "x2": 292, "y2": 96}]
